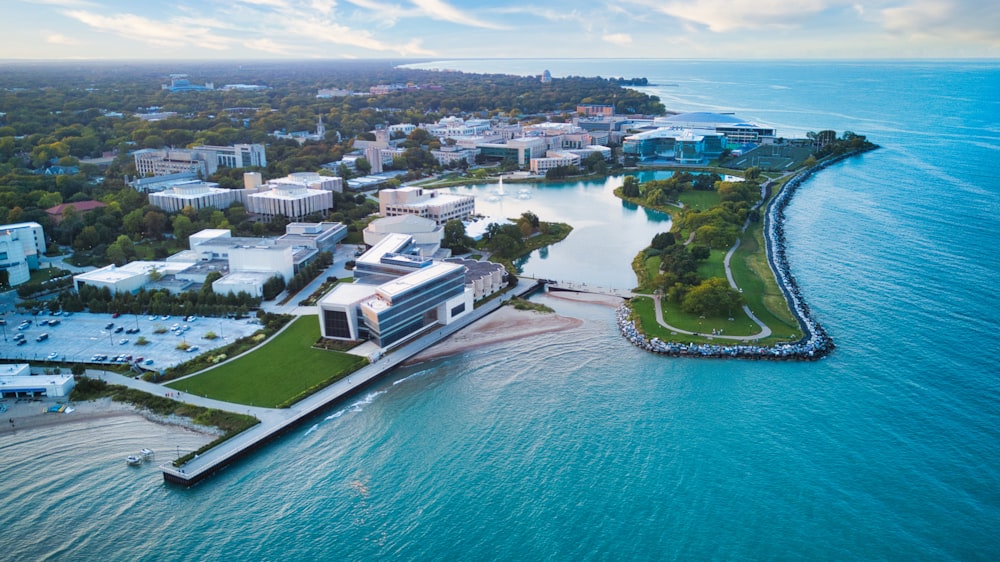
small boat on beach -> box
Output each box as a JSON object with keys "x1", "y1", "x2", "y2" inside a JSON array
[{"x1": 125, "y1": 455, "x2": 143, "y2": 466}]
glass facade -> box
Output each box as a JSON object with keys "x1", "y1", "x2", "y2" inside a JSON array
[
  {"x1": 322, "y1": 309, "x2": 352, "y2": 339},
  {"x1": 366, "y1": 267, "x2": 466, "y2": 348}
]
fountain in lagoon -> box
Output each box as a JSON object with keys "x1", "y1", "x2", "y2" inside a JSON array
[{"x1": 487, "y1": 176, "x2": 505, "y2": 202}]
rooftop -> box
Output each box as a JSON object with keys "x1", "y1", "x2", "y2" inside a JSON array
[{"x1": 377, "y1": 261, "x2": 463, "y2": 300}]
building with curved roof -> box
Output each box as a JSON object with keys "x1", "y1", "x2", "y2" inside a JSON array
[
  {"x1": 623, "y1": 112, "x2": 777, "y2": 163},
  {"x1": 654, "y1": 112, "x2": 775, "y2": 143}
]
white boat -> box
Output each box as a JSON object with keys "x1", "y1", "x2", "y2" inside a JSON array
[
  {"x1": 140, "y1": 448, "x2": 155, "y2": 460},
  {"x1": 125, "y1": 455, "x2": 143, "y2": 466}
]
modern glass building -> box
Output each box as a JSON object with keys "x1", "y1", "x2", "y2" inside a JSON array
[
  {"x1": 361, "y1": 262, "x2": 467, "y2": 348},
  {"x1": 319, "y1": 234, "x2": 476, "y2": 350}
]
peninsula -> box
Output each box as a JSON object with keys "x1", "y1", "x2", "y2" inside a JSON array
[{"x1": 0, "y1": 61, "x2": 875, "y2": 486}]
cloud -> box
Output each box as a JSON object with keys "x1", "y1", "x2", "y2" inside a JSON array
[
  {"x1": 62, "y1": 10, "x2": 232, "y2": 50},
  {"x1": 309, "y1": 0, "x2": 338, "y2": 15},
  {"x1": 243, "y1": 37, "x2": 299, "y2": 55},
  {"x1": 231, "y1": 0, "x2": 290, "y2": 7},
  {"x1": 17, "y1": 0, "x2": 94, "y2": 6},
  {"x1": 602, "y1": 33, "x2": 633, "y2": 46},
  {"x1": 880, "y1": 0, "x2": 1000, "y2": 46},
  {"x1": 626, "y1": 0, "x2": 835, "y2": 32},
  {"x1": 411, "y1": 0, "x2": 505, "y2": 29},
  {"x1": 46, "y1": 33, "x2": 80, "y2": 45}
]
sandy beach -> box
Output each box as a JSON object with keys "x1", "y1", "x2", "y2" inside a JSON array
[
  {"x1": 2, "y1": 293, "x2": 624, "y2": 436},
  {"x1": 407, "y1": 293, "x2": 623, "y2": 363},
  {"x1": 0, "y1": 395, "x2": 220, "y2": 438}
]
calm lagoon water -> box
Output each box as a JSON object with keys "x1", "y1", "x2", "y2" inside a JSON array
[{"x1": 3, "y1": 60, "x2": 999, "y2": 560}]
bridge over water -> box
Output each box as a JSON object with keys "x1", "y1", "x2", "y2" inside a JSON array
[{"x1": 541, "y1": 280, "x2": 635, "y2": 300}]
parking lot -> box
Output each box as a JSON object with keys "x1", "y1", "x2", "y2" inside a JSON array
[{"x1": 1, "y1": 311, "x2": 265, "y2": 371}]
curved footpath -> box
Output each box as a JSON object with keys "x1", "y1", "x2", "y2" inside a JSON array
[{"x1": 618, "y1": 149, "x2": 875, "y2": 360}]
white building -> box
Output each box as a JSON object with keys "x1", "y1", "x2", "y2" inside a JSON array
[
  {"x1": 363, "y1": 215, "x2": 443, "y2": 250},
  {"x1": 73, "y1": 260, "x2": 193, "y2": 294},
  {"x1": 246, "y1": 174, "x2": 335, "y2": 220},
  {"x1": 148, "y1": 180, "x2": 245, "y2": 212},
  {"x1": 530, "y1": 150, "x2": 582, "y2": 174},
  {"x1": 319, "y1": 239, "x2": 472, "y2": 349},
  {"x1": 133, "y1": 144, "x2": 266, "y2": 177},
  {"x1": 0, "y1": 229, "x2": 30, "y2": 286},
  {"x1": 0, "y1": 222, "x2": 46, "y2": 286},
  {"x1": 277, "y1": 222, "x2": 348, "y2": 254},
  {"x1": 431, "y1": 146, "x2": 478, "y2": 166},
  {"x1": 378, "y1": 187, "x2": 475, "y2": 226},
  {"x1": 0, "y1": 364, "x2": 75, "y2": 398}
]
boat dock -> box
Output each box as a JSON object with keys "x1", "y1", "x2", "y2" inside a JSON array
[{"x1": 160, "y1": 279, "x2": 545, "y2": 486}]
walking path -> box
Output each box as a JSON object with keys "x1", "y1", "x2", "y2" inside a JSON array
[
  {"x1": 155, "y1": 278, "x2": 544, "y2": 485},
  {"x1": 644, "y1": 177, "x2": 776, "y2": 341}
]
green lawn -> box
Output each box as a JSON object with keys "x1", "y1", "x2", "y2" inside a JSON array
[
  {"x1": 166, "y1": 315, "x2": 368, "y2": 407},
  {"x1": 678, "y1": 190, "x2": 721, "y2": 211},
  {"x1": 696, "y1": 249, "x2": 726, "y2": 280},
  {"x1": 731, "y1": 228, "x2": 801, "y2": 338},
  {"x1": 29, "y1": 266, "x2": 71, "y2": 284},
  {"x1": 629, "y1": 296, "x2": 764, "y2": 342}
]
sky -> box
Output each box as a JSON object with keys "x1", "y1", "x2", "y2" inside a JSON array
[{"x1": 2, "y1": 0, "x2": 998, "y2": 60}]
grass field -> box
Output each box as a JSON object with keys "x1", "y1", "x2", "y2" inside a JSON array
[
  {"x1": 629, "y1": 296, "x2": 763, "y2": 343},
  {"x1": 166, "y1": 315, "x2": 368, "y2": 407},
  {"x1": 678, "y1": 190, "x2": 721, "y2": 211},
  {"x1": 696, "y1": 249, "x2": 726, "y2": 280}
]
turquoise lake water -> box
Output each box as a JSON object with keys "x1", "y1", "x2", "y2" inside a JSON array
[{"x1": 2, "y1": 60, "x2": 998, "y2": 560}]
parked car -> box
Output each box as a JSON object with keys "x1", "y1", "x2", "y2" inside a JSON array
[{"x1": 36, "y1": 333, "x2": 49, "y2": 342}]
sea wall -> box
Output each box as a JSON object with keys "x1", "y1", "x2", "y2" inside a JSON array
[{"x1": 619, "y1": 148, "x2": 875, "y2": 360}]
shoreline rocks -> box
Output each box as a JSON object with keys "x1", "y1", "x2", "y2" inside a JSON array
[{"x1": 618, "y1": 148, "x2": 876, "y2": 360}]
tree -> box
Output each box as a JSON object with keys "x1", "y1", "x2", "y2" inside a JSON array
[
  {"x1": 73, "y1": 225, "x2": 100, "y2": 251},
  {"x1": 262, "y1": 275, "x2": 286, "y2": 301},
  {"x1": 171, "y1": 214, "x2": 197, "y2": 245},
  {"x1": 650, "y1": 232, "x2": 675, "y2": 250},
  {"x1": 106, "y1": 234, "x2": 136, "y2": 265},
  {"x1": 143, "y1": 210, "x2": 167, "y2": 240},
  {"x1": 689, "y1": 244, "x2": 711, "y2": 260},
  {"x1": 681, "y1": 277, "x2": 743, "y2": 317},
  {"x1": 622, "y1": 176, "x2": 640, "y2": 198},
  {"x1": 443, "y1": 219, "x2": 472, "y2": 253}
]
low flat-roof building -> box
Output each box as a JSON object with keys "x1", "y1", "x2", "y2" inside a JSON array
[
  {"x1": 276, "y1": 222, "x2": 347, "y2": 255},
  {"x1": 73, "y1": 261, "x2": 193, "y2": 294},
  {"x1": 363, "y1": 215, "x2": 443, "y2": 250},
  {"x1": 148, "y1": 180, "x2": 245, "y2": 213},
  {"x1": 378, "y1": 187, "x2": 475, "y2": 226},
  {"x1": 133, "y1": 144, "x2": 265, "y2": 178},
  {"x1": 530, "y1": 150, "x2": 582, "y2": 174},
  {"x1": 246, "y1": 174, "x2": 335, "y2": 220},
  {"x1": 0, "y1": 364, "x2": 75, "y2": 398}
]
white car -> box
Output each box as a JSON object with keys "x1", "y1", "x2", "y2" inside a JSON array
[{"x1": 46, "y1": 352, "x2": 59, "y2": 361}]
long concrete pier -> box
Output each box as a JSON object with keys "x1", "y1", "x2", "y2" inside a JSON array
[{"x1": 160, "y1": 279, "x2": 544, "y2": 486}]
